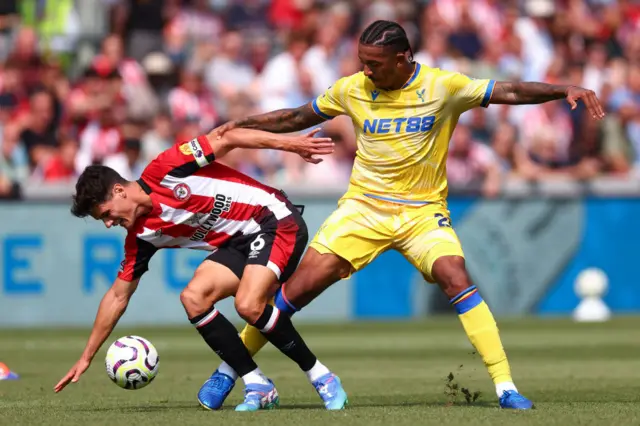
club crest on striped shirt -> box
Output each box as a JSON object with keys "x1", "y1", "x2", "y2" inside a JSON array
[{"x1": 173, "y1": 183, "x2": 192, "y2": 201}]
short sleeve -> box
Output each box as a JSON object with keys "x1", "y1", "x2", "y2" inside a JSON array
[
  {"x1": 311, "y1": 76, "x2": 351, "y2": 119},
  {"x1": 444, "y1": 72, "x2": 495, "y2": 114},
  {"x1": 118, "y1": 233, "x2": 158, "y2": 282},
  {"x1": 143, "y1": 135, "x2": 216, "y2": 180}
]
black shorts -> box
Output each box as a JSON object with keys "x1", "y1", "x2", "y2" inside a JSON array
[{"x1": 205, "y1": 200, "x2": 308, "y2": 283}]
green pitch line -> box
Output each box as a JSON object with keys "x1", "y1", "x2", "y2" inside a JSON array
[{"x1": 1, "y1": 317, "x2": 640, "y2": 426}]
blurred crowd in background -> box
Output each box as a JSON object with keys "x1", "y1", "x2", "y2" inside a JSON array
[{"x1": 0, "y1": 0, "x2": 640, "y2": 200}]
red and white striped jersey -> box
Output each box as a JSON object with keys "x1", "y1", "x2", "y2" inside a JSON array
[{"x1": 118, "y1": 135, "x2": 293, "y2": 282}]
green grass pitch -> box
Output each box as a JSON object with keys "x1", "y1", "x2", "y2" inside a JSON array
[{"x1": 1, "y1": 317, "x2": 640, "y2": 426}]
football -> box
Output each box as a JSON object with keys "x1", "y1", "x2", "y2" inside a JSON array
[{"x1": 105, "y1": 336, "x2": 159, "y2": 390}]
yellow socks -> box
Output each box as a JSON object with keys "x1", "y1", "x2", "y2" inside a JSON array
[
  {"x1": 451, "y1": 286, "x2": 516, "y2": 396},
  {"x1": 239, "y1": 323, "x2": 268, "y2": 357}
]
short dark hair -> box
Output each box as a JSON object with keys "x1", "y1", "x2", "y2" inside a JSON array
[
  {"x1": 71, "y1": 165, "x2": 127, "y2": 218},
  {"x1": 359, "y1": 20, "x2": 413, "y2": 60}
]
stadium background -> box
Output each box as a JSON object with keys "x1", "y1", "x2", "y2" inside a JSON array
[{"x1": 1, "y1": 0, "x2": 640, "y2": 327}]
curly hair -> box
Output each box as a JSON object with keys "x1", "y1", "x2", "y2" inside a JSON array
[{"x1": 71, "y1": 165, "x2": 127, "y2": 218}]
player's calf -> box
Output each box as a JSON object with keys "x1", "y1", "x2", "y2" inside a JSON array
[
  {"x1": 182, "y1": 262, "x2": 278, "y2": 410},
  {"x1": 251, "y1": 304, "x2": 348, "y2": 410},
  {"x1": 432, "y1": 256, "x2": 533, "y2": 409},
  {"x1": 202, "y1": 289, "x2": 298, "y2": 407},
  {"x1": 430, "y1": 255, "x2": 473, "y2": 298},
  {"x1": 188, "y1": 305, "x2": 276, "y2": 410},
  {"x1": 235, "y1": 266, "x2": 348, "y2": 410},
  {"x1": 235, "y1": 267, "x2": 320, "y2": 375}
]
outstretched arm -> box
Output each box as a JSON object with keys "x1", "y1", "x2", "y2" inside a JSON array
[
  {"x1": 217, "y1": 103, "x2": 326, "y2": 135},
  {"x1": 54, "y1": 278, "x2": 139, "y2": 392},
  {"x1": 490, "y1": 82, "x2": 606, "y2": 119},
  {"x1": 207, "y1": 128, "x2": 334, "y2": 164}
]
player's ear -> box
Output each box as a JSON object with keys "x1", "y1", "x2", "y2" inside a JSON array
[{"x1": 113, "y1": 183, "x2": 126, "y2": 198}]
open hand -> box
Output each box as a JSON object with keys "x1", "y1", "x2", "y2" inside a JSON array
[
  {"x1": 566, "y1": 86, "x2": 606, "y2": 120},
  {"x1": 289, "y1": 128, "x2": 335, "y2": 164},
  {"x1": 54, "y1": 357, "x2": 91, "y2": 393}
]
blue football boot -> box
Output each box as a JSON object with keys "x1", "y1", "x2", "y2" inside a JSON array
[
  {"x1": 197, "y1": 370, "x2": 236, "y2": 410},
  {"x1": 235, "y1": 380, "x2": 280, "y2": 412},
  {"x1": 312, "y1": 373, "x2": 349, "y2": 410},
  {"x1": 499, "y1": 390, "x2": 534, "y2": 410}
]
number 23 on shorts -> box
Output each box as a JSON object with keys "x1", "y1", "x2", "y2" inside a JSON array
[{"x1": 434, "y1": 213, "x2": 452, "y2": 228}]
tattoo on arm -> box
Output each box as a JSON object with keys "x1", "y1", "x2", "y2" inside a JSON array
[
  {"x1": 490, "y1": 81, "x2": 569, "y2": 105},
  {"x1": 234, "y1": 103, "x2": 326, "y2": 133}
]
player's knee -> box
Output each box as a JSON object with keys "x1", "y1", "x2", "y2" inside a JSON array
[
  {"x1": 439, "y1": 271, "x2": 473, "y2": 299},
  {"x1": 283, "y1": 271, "x2": 323, "y2": 307},
  {"x1": 180, "y1": 285, "x2": 223, "y2": 317},
  {"x1": 432, "y1": 256, "x2": 473, "y2": 299},
  {"x1": 337, "y1": 263, "x2": 351, "y2": 279},
  {"x1": 180, "y1": 287, "x2": 206, "y2": 317},
  {"x1": 234, "y1": 295, "x2": 265, "y2": 325},
  {"x1": 444, "y1": 272, "x2": 473, "y2": 297}
]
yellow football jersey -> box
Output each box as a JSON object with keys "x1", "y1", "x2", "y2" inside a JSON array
[{"x1": 312, "y1": 64, "x2": 495, "y2": 205}]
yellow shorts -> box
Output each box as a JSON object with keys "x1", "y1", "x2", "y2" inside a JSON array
[{"x1": 309, "y1": 195, "x2": 464, "y2": 283}]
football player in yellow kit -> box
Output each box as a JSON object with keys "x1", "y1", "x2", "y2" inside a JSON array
[{"x1": 201, "y1": 20, "x2": 605, "y2": 410}]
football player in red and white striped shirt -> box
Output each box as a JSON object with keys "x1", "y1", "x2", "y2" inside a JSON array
[{"x1": 54, "y1": 127, "x2": 348, "y2": 411}]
